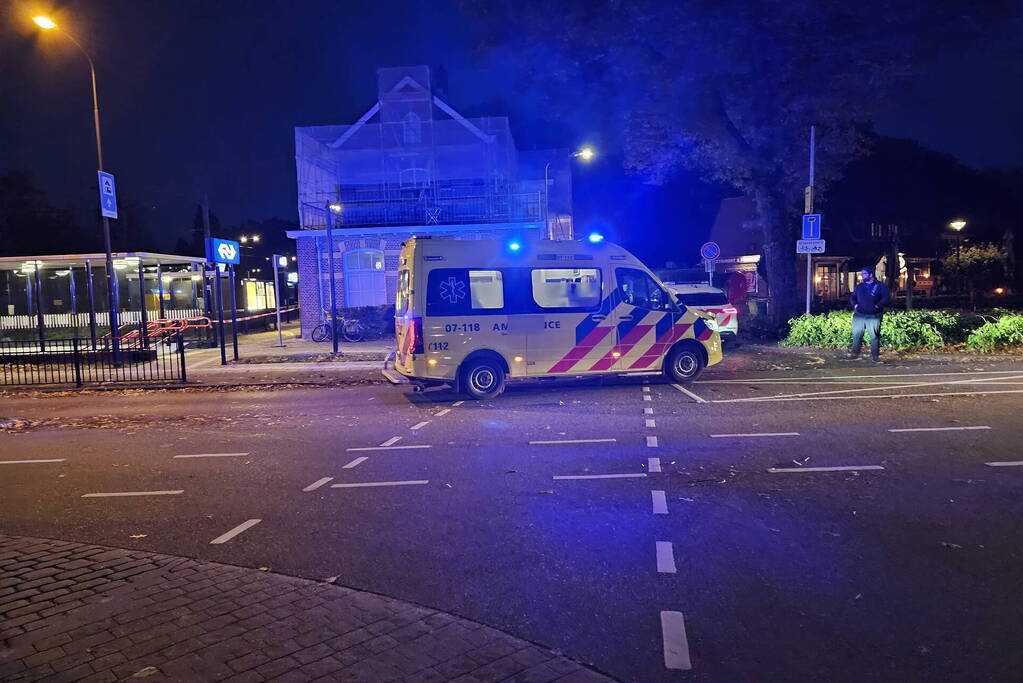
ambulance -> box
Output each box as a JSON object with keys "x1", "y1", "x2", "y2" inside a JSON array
[{"x1": 391, "y1": 235, "x2": 722, "y2": 399}]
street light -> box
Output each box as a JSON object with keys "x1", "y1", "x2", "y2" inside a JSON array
[
  {"x1": 544, "y1": 146, "x2": 596, "y2": 240},
  {"x1": 34, "y1": 14, "x2": 122, "y2": 362},
  {"x1": 948, "y1": 219, "x2": 966, "y2": 305},
  {"x1": 325, "y1": 202, "x2": 342, "y2": 354}
]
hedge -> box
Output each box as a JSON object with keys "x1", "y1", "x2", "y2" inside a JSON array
[{"x1": 782, "y1": 310, "x2": 1014, "y2": 352}]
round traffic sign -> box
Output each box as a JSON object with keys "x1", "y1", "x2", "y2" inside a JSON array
[{"x1": 700, "y1": 241, "x2": 721, "y2": 261}]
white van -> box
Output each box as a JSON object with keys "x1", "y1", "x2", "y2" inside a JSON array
[{"x1": 391, "y1": 235, "x2": 722, "y2": 398}]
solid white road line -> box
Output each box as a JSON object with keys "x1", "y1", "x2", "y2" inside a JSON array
[
  {"x1": 985, "y1": 461, "x2": 1023, "y2": 467},
  {"x1": 452, "y1": 401, "x2": 464, "y2": 406},
  {"x1": 209, "y1": 519, "x2": 261, "y2": 545},
  {"x1": 529, "y1": 438, "x2": 617, "y2": 445},
  {"x1": 331, "y1": 480, "x2": 429, "y2": 488},
  {"x1": 767, "y1": 465, "x2": 885, "y2": 473},
  {"x1": 719, "y1": 389, "x2": 1023, "y2": 403},
  {"x1": 673, "y1": 383, "x2": 707, "y2": 403},
  {"x1": 888, "y1": 426, "x2": 991, "y2": 433},
  {"x1": 644, "y1": 407, "x2": 654, "y2": 415},
  {"x1": 0, "y1": 459, "x2": 65, "y2": 465},
  {"x1": 302, "y1": 477, "x2": 334, "y2": 492},
  {"x1": 646, "y1": 419, "x2": 657, "y2": 428},
  {"x1": 435, "y1": 408, "x2": 452, "y2": 417},
  {"x1": 648, "y1": 457, "x2": 662, "y2": 473},
  {"x1": 173, "y1": 452, "x2": 249, "y2": 459},
  {"x1": 346, "y1": 445, "x2": 432, "y2": 452},
  {"x1": 82, "y1": 490, "x2": 184, "y2": 498},
  {"x1": 379, "y1": 436, "x2": 402, "y2": 447},
  {"x1": 552, "y1": 473, "x2": 647, "y2": 480},
  {"x1": 646, "y1": 435, "x2": 659, "y2": 447},
  {"x1": 652, "y1": 490, "x2": 668, "y2": 514},
  {"x1": 661, "y1": 611, "x2": 692, "y2": 670},
  {"x1": 656, "y1": 541, "x2": 677, "y2": 573},
  {"x1": 696, "y1": 369, "x2": 1023, "y2": 383},
  {"x1": 710, "y1": 432, "x2": 800, "y2": 438},
  {"x1": 410, "y1": 421, "x2": 431, "y2": 431},
  {"x1": 717, "y1": 373, "x2": 1023, "y2": 403},
  {"x1": 342, "y1": 457, "x2": 368, "y2": 469}
]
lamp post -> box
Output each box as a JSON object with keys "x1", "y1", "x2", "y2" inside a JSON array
[
  {"x1": 325, "y1": 203, "x2": 342, "y2": 354},
  {"x1": 34, "y1": 15, "x2": 121, "y2": 363},
  {"x1": 949, "y1": 219, "x2": 966, "y2": 305},
  {"x1": 544, "y1": 146, "x2": 596, "y2": 240}
]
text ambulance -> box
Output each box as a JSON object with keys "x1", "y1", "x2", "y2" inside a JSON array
[{"x1": 392, "y1": 236, "x2": 722, "y2": 399}]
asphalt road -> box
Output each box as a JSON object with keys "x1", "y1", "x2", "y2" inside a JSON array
[{"x1": 3, "y1": 359, "x2": 1023, "y2": 681}]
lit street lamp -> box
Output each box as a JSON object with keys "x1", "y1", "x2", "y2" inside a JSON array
[
  {"x1": 544, "y1": 146, "x2": 596, "y2": 240},
  {"x1": 948, "y1": 219, "x2": 967, "y2": 304},
  {"x1": 325, "y1": 203, "x2": 342, "y2": 354},
  {"x1": 34, "y1": 15, "x2": 122, "y2": 362}
]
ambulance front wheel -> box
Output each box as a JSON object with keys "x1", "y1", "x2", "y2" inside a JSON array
[
  {"x1": 665, "y1": 344, "x2": 705, "y2": 383},
  {"x1": 460, "y1": 358, "x2": 506, "y2": 400}
]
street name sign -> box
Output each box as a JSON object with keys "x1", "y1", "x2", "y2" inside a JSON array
[
  {"x1": 206, "y1": 238, "x2": 241, "y2": 265},
  {"x1": 802, "y1": 214, "x2": 821, "y2": 239},
  {"x1": 97, "y1": 171, "x2": 118, "y2": 219},
  {"x1": 796, "y1": 239, "x2": 826, "y2": 254}
]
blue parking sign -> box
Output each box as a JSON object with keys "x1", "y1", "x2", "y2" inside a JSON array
[{"x1": 802, "y1": 214, "x2": 821, "y2": 239}]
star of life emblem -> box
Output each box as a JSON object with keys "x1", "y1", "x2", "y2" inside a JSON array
[{"x1": 440, "y1": 277, "x2": 466, "y2": 304}]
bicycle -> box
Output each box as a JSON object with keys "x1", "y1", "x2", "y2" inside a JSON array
[{"x1": 311, "y1": 312, "x2": 366, "y2": 343}]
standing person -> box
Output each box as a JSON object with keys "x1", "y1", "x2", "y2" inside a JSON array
[{"x1": 847, "y1": 267, "x2": 890, "y2": 363}]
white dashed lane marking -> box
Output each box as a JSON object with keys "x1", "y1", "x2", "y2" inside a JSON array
[
  {"x1": 646, "y1": 436, "x2": 659, "y2": 447},
  {"x1": 452, "y1": 401, "x2": 464, "y2": 406},
  {"x1": 530, "y1": 438, "x2": 617, "y2": 445},
  {"x1": 379, "y1": 436, "x2": 402, "y2": 447},
  {"x1": 888, "y1": 426, "x2": 991, "y2": 433},
  {"x1": 710, "y1": 432, "x2": 800, "y2": 439},
  {"x1": 552, "y1": 473, "x2": 647, "y2": 480},
  {"x1": 209, "y1": 519, "x2": 261, "y2": 545},
  {"x1": 302, "y1": 477, "x2": 333, "y2": 492},
  {"x1": 648, "y1": 458, "x2": 662, "y2": 473},
  {"x1": 651, "y1": 490, "x2": 668, "y2": 514},
  {"x1": 644, "y1": 407, "x2": 654, "y2": 415},
  {"x1": 985, "y1": 461, "x2": 1023, "y2": 467},
  {"x1": 173, "y1": 452, "x2": 249, "y2": 459},
  {"x1": 0, "y1": 459, "x2": 65, "y2": 465},
  {"x1": 645, "y1": 419, "x2": 656, "y2": 428},
  {"x1": 656, "y1": 541, "x2": 677, "y2": 573},
  {"x1": 331, "y1": 480, "x2": 429, "y2": 488},
  {"x1": 82, "y1": 490, "x2": 184, "y2": 498},
  {"x1": 346, "y1": 445, "x2": 432, "y2": 452},
  {"x1": 643, "y1": 395, "x2": 652, "y2": 402},
  {"x1": 661, "y1": 611, "x2": 692, "y2": 670},
  {"x1": 410, "y1": 421, "x2": 430, "y2": 431},
  {"x1": 767, "y1": 465, "x2": 884, "y2": 473},
  {"x1": 435, "y1": 408, "x2": 452, "y2": 417},
  {"x1": 342, "y1": 457, "x2": 368, "y2": 469},
  {"x1": 643, "y1": 386, "x2": 651, "y2": 393}
]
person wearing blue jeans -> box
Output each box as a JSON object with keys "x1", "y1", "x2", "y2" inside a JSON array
[{"x1": 847, "y1": 268, "x2": 890, "y2": 363}]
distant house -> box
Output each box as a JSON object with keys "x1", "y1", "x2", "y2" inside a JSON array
[
  {"x1": 287, "y1": 66, "x2": 573, "y2": 336},
  {"x1": 705, "y1": 197, "x2": 939, "y2": 305}
]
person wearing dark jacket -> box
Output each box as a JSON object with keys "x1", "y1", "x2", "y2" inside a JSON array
[{"x1": 847, "y1": 268, "x2": 890, "y2": 362}]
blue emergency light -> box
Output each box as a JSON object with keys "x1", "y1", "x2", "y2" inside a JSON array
[{"x1": 587, "y1": 232, "x2": 605, "y2": 243}]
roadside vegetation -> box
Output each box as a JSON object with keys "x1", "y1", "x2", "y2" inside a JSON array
[{"x1": 781, "y1": 310, "x2": 1023, "y2": 353}]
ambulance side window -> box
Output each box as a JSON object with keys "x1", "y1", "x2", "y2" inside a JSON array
[
  {"x1": 426, "y1": 269, "x2": 504, "y2": 316},
  {"x1": 530, "y1": 268, "x2": 602, "y2": 311},
  {"x1": 616, "y1": 268, "x2": 676, "y2": 311}
]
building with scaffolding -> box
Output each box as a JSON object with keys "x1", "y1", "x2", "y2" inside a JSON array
[{"x1": 287, "y1": 65, "x2": 574, "y2": 336}]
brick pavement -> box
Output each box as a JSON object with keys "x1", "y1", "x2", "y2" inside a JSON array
[{"x1": 0, "y1": 535, "x2": 613, "y2": 682}]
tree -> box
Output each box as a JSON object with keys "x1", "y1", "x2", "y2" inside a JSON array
[
  {"x1": 466, "y1": 0, "x2": 1021, "y2": 321},
  {"x1": 941, "y1": 243, "x2": 1007, "y2": 297}
]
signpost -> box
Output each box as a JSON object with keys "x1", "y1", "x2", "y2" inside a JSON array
[
  {"x1": 205, "y1": 238, "x2": 239, "y2": 365},
  {"x1": 700, "y1": 241, "x2": 720, "y2": 286},
  {"x1": 803, "y1": 126, "x2": 817, "y2": 314},
  {"x1": 272, "y1": 254, "x2": 286, "y2": 348},
  {"x1": 97, "y1": 171, "x2": 118, "y2": 219}
]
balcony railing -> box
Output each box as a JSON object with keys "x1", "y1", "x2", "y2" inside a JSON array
[{"x1": 299, "y1": 191, "x2": 542, "y2": 229}]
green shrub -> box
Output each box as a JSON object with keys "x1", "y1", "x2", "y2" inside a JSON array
[
  {"x1": 879, "y1": 312, "x2": 944, "y2": 350},
  {"x1": 966, "y1": 315, "x2": 1023, "y2": 352},
  {"x1": 784, "y1": 310, "x2": 946, "y2": 351},
  {"x1": 782, "y1": 311, "x2": 853, "y2": 348}
]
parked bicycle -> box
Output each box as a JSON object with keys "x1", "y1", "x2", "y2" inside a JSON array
[{"x1": 311, "y1": 312, "x2": 366, "y2": 343}]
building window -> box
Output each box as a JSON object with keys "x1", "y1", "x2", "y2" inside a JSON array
[
  {"x1": 343, "y1": 249, "x2": 385, "y2": 307},
  {"x1": 403, "y1": 111, "x2": 422, "y2": 145}
]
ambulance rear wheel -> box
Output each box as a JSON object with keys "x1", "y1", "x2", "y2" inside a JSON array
[
  {"x1": 665, "y1": 345, "x2": 704, "y2": 383},
  {"x1": 460, "y1": 358, "x2": 505, "y2": 399}
]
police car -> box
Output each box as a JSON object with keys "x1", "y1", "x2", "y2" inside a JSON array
[
  {"x1": 389, "y1": 235, "x2": 723, "y2": 399},
  {"x1": 664, "y1": 283, "x2": 739, "y2": 343}
]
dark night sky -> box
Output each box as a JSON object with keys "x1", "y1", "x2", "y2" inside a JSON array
[{"x1": 2, "y1": 0, "x2": 1022, "y2": 260}]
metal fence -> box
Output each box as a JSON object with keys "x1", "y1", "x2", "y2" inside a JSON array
[{"x1": 0, "y1": 336, "x2": 187, "y2": 387}]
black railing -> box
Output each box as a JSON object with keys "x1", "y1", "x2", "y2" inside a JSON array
[{"x1": 0, "y1": 336, "x2": 187, "y2": 387}]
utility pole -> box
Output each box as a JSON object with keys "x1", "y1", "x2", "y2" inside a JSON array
[{"x1": 805, "y1": 125, "x2": 815, "y2": 315}]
